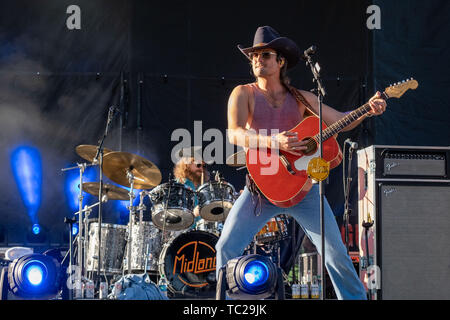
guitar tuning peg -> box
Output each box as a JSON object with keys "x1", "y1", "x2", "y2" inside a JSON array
[{"x1": 402, "y1": 80, "x2": 405, "y2": 83}]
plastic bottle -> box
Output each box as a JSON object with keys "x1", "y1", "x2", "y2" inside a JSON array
[
  {"x1": 300, "y1": 276, "x2": 309, "y2": 299},
  {"x1": 158, "y1": 275, "x2": 168, "y2": 298},
  {"x1": 311, "y1": 275, "x2": 320, "y2": 299}
]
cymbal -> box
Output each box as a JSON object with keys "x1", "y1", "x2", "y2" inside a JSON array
[
  {"x1": 81, "y1": 182, "x2": 129, "y2": 200},
  {"x1": 76, "y1": 145, "x2": 113, "y2": 163},
  {"x1": 102, "y1": 151, "x2": 162, "y2": 189},
  {"x1": 226, "y1": 150, "x2": 246, "y2": 167}
]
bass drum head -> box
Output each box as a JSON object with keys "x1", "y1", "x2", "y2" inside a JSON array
[{"x1": 159, "y1": 230, "x2": 218, "y2": 298}]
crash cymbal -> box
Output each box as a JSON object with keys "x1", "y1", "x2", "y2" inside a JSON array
[
  {"x1": 226, "y1": 150, "x2": 246, "y2": 167},
  {"x1": 76, "y1": 145, "x2": 113, "y2": 163},
  {"x1": 81, "y1": 182, "x2": 129, "y2": 200},
  {"x1": 102, "y1": 151, "x2": 162, "y2": 189}
]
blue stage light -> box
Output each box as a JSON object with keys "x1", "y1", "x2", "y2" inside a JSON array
[
  {"x1": 7, "y1": 253, "x2": 61, "y2": 299},
  {"x1": 221, "y1": 254, "x2": 282, "y2": 300},
  {"x1": 24, "y1": 262, "x2": 45, "y2": 286},
  {"x1": 32, "y1": 224, "x2": 41, "y2": 235},
  {"x1": 10, "y1": 145, "x2": 42, "y2": 226},
  {"x1": 243, "y1": 260, "x2": 269, "y2": 287},
  {"x1": 72, "y1": 223, "x2": 79, "y2": 236}
]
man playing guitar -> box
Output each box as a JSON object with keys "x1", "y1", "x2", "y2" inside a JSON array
[{"x1": 215, "y1": 26, "x2": 386, "y2": 299}]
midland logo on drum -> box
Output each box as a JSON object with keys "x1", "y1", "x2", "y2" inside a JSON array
[
  {"x1": 172, "y1": 240, "x2": 216, "y2": 287},
  {"x1": 173, "y1": 241, "x2": 216, "y2": 274},
  {"x1": 171, "y1": 121, "x2": 281, "y2": 175}
]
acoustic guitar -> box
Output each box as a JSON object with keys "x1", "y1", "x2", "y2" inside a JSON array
[{"x1": 246, "y1": 79, "x2": 419, "y2": 208}]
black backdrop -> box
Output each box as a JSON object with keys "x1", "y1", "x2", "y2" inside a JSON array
[{"x1": 1, "y1": 0, "x2": 448, "y2": 251}]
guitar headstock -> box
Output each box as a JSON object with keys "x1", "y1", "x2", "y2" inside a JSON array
[{"x1": 384, "y1": 78, "x2": 418, "y2": 99}]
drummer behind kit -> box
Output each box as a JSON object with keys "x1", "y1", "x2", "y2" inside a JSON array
[{"x1": 64, "y1": 145, "x2": 252, "y2": 298}]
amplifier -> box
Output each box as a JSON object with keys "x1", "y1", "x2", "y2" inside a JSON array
[
  {"x1": 357, "y1": 145, "x2": 450, "y2": 300},
  {"x1": 361, "y1": 145, "x2": 450, "y2": 180}
]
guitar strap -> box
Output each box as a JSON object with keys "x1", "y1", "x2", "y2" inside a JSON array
[{"x1": 284, "y1": 84, "x2": 318, "y2": 119}]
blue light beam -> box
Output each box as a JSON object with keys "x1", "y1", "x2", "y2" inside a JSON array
[{"x1": 10, "y1": 146, "x2": 42, "y2": 225}]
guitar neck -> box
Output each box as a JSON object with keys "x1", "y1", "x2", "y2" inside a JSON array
[{"x1": 314, "y1": 92, "x2": 389, "y2": 142}]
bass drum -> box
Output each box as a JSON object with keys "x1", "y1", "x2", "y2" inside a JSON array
[{"x1": 158, "y1": 230, "x2": 218, "y2": 298}]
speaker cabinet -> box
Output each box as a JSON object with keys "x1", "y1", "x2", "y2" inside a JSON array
[{"x1": 358, "y1": 145, "x2": 450, "y2": 300}]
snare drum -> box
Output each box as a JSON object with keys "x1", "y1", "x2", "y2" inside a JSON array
[
  {"x1": 158, "y1": 230, "x2": 218, "y2": 298},
  {"x1": 196, "y1": 181, "x2": 236, "y2": 222},
  {"x1": 86, "y1": 223, "x2": 127, "y2": 274},
  {"x1": 149, "y1": 182, "x2": 196, "y2": 231},
  {"x1": 255, "y1": 215, "x2": 289, "y2": 244}
]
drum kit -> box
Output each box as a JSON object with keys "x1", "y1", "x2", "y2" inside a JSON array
[
  {"x1": 62, "y1": 144, "x2": 248, "y2": 298},
  {"x1": 62, "y1": 144, "x2": 291, "y2": 298}
]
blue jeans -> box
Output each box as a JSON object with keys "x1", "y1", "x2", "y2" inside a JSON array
[{"x1": 215, "y1": 184, "x2": 367, "y2": 300}]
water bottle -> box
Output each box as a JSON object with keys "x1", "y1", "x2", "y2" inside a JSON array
[{"x1": 158, "y1": 275, "x2": 168, "y2": 298}]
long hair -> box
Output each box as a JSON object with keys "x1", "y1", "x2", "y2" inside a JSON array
[{"x1": 173, "y1": 156, "x2": 203, "y2": 186}]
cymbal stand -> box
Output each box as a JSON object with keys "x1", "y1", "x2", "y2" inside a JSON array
[
  {"x1": 126, "y1": 170, "x2": 137, "y2": 274},
  {"x1": 61, "y1": 161, "x2": 96, "y2": 298},
  {"x1": 138, "y1": 190, "x2": 150, "y2": 272},
  {"x1": 214, "y1": 171, "x2": 227, "y2": 222}
]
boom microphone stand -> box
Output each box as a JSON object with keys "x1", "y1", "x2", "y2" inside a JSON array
[
  {"x1": 343, "y1": 139, "x2": 358, "y2": 253},
  {"x1": 92, "y1": 106, "x2": 119, "y2": 291},
  {"x1": 303, "y1": 46, "x2": 327, "y2": 300}
]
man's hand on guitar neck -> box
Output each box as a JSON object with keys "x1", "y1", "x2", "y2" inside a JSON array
[{"x1": 367, "y1": 91, "x2": 387, "y2": 116}]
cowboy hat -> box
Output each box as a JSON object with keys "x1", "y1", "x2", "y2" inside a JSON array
[{"x1": 238, "y1": 26, "x2": 301, "y2": 69}]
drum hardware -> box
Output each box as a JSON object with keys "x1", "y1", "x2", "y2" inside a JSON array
[
  {"x1": 100, "y1": 150, "x2": 162, "y2": 274},
  {"x1": 255, "y1": 215, "x2": 289, "y2": 244},
  {"x1": 75, "y1": 145, "x2": 113, "y2": 163},
  {"x1": 149, "y1": 180, "x2": 195, "y2": 231},
  {"x1": 81, "y1": 182, "x2": 129, "y2": 201},
  {"x1": 90, "y1": 106, "x2": 120, "y2": 291},
  {"x1": 196, "y1": 171, "x2": 236, "y2": 222},
  {"x1": 158, "y1": 230, "x2": 218, "y2": 298},
  {"x1": 86, "y1": 223, "x2": 128, "y2": 275},
  {"x1": 102, "y1": 151, "x2": 162, "y2": 190},
  {"x1": 225, "y1": 150, "x2": 246, "y2": 168},
  {"x1": 125, "y1": 169, "x2": 137, "y2": 275},
  {"x1": 61, "y1": 160, "x2": 100, "y2": 295}
]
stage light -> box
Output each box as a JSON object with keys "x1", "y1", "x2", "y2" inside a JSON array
[
  {"x1": 71, "y1": 223, "x2": 79, "y2": 236},
  {"x1": 10, "y1": 145, "x2": 42, "y2": 227},
  {"x1": 32, "y1": 224, "x2": 41, "y2": 235},
  {"x1": 26, "y1": 225, "x2": 47, "y2": 244},
  {"x1": 217, "y1": 254, "x2": 284, "y2": 300},
  {"x1": 7, "y1": 253, "x2": 61, "y2": 299}
]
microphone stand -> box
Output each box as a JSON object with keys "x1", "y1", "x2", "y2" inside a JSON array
[
  {"x1": 92, "y1": 106, "x2": 117, "y2": 292},
  {"x1": 343, "y1": 142, "x2": 357, "y2": 253},
  {"x1": 304, "y1": 52, "x2": 326, "y2": 300}
]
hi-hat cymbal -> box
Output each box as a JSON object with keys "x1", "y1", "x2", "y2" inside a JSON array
[
  {"x1": 226, "y1": 150, "x2": 246, "y2": 167},
  {"x1": 81, "y1": 182, "x2": 129, "y2": 200},
  {"x1": 102, "y1": 151, "x2": 162, "y2": 189},
  {"x1": 76, "y1": 145, "x2": 113, "y2": 163}
]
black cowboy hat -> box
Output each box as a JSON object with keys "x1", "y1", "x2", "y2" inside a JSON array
[{"x1": 238, "y1": 26, "x2": 301, "y2": 69}]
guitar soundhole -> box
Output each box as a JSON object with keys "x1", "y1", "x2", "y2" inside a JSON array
[{"x1": 302, "y1": 137, "x2": 317, "y2": 156}]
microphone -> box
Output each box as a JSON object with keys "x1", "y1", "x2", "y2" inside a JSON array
[
  {"x1": 109, "y1": 105, "x2": 122, "y2": 115},
  {"x1": 301, "y1": 45, "x2": 317, "y2": 60},
  {"x1": 345, "y1": 138, "x2": 358, "y2": 150}
]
